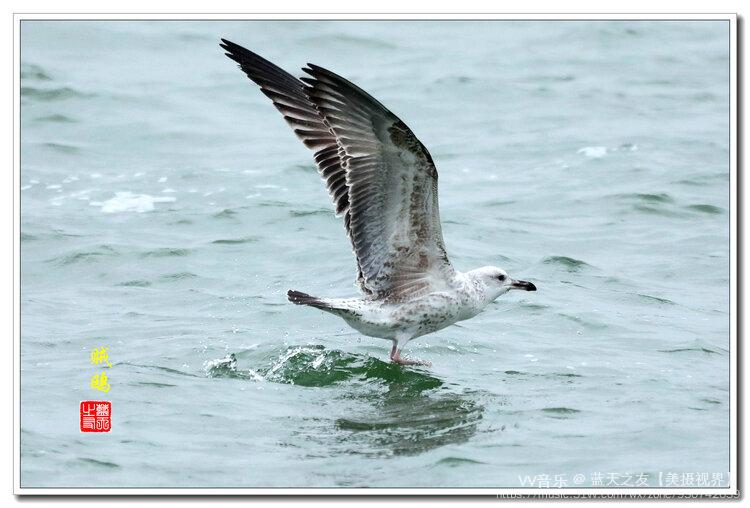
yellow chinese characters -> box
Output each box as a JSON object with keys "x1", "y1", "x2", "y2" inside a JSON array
[
  {"x1": 90, "y1": 346, "x2": 112, "y2": 368},
  {"x1": 90, "y1": 371, "x2": 111, "y2": 393}
]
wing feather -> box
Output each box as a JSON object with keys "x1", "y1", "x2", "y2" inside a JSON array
[
  {"x1": 221, "y1": 40, "x2": 454, "y2": 300},
  {"x1": 301, "y1": 64, "x2": 455, "y2": 301}
]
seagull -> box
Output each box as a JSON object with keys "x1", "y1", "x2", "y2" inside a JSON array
[{"x1": 221, "y1": 39, "x2": 537, "y2": 366}]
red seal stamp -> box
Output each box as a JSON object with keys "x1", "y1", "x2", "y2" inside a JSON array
[{"x1": 80, "y1": 401, "x2": 111, "y2": 432}]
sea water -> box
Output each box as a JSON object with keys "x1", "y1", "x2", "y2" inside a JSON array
[{"x1": 20, "y1": 20, "x2": 730, "y2": 488}]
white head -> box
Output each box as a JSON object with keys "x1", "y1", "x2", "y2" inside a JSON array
[{"x1": 467, "y1": 266, "x2": 537, "y2": 302}]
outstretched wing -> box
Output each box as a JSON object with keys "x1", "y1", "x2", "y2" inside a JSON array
[{"x1": 221, "y1": 40, "x2": 455, "y2": 301}]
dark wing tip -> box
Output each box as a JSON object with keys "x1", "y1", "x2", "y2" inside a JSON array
[
  {"x1": 219, "y1": 38, "x2": 261, "y2": 63},
  {"x1": 219, "y1": 37, "x2": 240, "y2": 50},
  {"x1": 220, "y1": 38, "x2": 245, "y2": 62},
  {"x1": 219, "y1": 38, "x2": 237, "y2": 52},
  {"x1": 302, "y1": 63, "x2": 337, "y2": 78}
]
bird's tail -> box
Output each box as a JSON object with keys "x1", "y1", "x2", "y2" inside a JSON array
[
  {"x1": 287, "y1": 289, "x2": 356, "y2": 317},
  {"x1": 287, "y1": 290, "x2": 330, "y2": 309}
]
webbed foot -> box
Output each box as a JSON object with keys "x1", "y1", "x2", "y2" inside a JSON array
[{"x1": 389, "y1": 343, "x2": 431, "y2": 366}]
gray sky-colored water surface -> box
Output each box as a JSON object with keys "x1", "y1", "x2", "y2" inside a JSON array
[{"x1": 20, "y1": 20, "x2": 730, "y2": 488}]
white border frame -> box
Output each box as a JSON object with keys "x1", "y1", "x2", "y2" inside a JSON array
[{"x1": 13, "y1": 12, "x2": 738, "y2": 496}]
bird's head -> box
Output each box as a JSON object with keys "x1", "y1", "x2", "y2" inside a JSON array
[{"x1": 469, "y1": 266, "x2": 537, "y2": 301}]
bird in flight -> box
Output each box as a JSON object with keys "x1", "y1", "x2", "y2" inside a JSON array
[{"x1": 221, "y1": 39, "x2": 537, "y2": 366}]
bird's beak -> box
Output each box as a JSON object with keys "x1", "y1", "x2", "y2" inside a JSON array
[{"x1": 511, "y1": 279, "x2": 537, "y2": 291}]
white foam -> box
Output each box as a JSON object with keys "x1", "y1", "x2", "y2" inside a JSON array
[
  {"x1": 311, "y1": 354, "x2": 325, "y2": 369},
  {"x1": 90, "y1": 191, "x2": 176, "y2": 214},
  {"x1": 46, "y1": 184, "x2": 62, "y2": 190},
  {"x1": 578, "y1": 146, "x2": 607, "y2": 158},
  {"x1": 158, "y1": 176, "x2": 167, "y2": 183}
]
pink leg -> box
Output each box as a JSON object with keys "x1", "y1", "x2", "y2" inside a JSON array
[{"x1": 389, "y1": 342, "x2": 431, "y2": 367}]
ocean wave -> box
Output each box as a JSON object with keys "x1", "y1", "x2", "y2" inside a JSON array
[{"x1": 90, "y1": 192, "x2": 176, "y2": 213}]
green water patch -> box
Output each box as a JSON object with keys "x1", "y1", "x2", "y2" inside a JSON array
[
  {"x1": 289, "y1": 208, "x2": 330, "y2": 217},
  {"x1": 211, "y1": 236, "x2": 259, "y2": 245},
  {"x1": 116, "y1": 279, "x2": 151, "y2": 287},
  {"x1": 206, "y1": 346, "x2": 443, "y2": 392},
  {"x1": 518, "y1": 302, "x2": 548, "y2": 312},
  {"x1": 140, "y1": 248, "x2": 190, "y2": 258},
  {"x1": 47, "y1": 245, "x2": 119, "y2": 266},
  {"x1": 542, "y1": 256, "x2": 590, "y2": 272},
  {"x1": 21, "y1": 86, "x2": 92, "y2": 101},
  {"x1": 21, "y1": 64, "x2": 52, "y2": 81},
  {"x1": 674, "y1": 173, "x2": 729, "y2": 186},
  {"x1": 264, "y1": 346, "x2": 441, "y2": 390},
  {"x1": 616, "y1": 192, "x2": 674, "y2": 204},
  {"x1": 159, "y1": 272, "x2": 197, "y2": 281},
  {"x1": 609, "y1": 192, "x2": 680, "y2": 215},
  {"x1": 685, "y1": 204, "x2": 724, "y2": 215},
  {"x1": 542, "y1": 407, "x2": 580, "y2": 418},
  {"x1": 212, "y1": 208, "x2": 238, "y2": 219},
  {"x1": 228, "y1": 346, "x2": 440, "y2": 389},
  {"x1": 434, "y1": 456, "x2": 487, "y2": 467},
  {"x1": 482, "y1": 199, "x2": 517, "y2": 208},
  {"x1": 42, "y1": 142, "x2": 80, "y2": 154},
  {"x1": 632, "y1": 204, "x2": 668, "y2": 215},
  {"x1": 35, "y1": 113, "x2": 76, "y2": 123}
]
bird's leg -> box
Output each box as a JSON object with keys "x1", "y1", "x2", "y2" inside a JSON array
[{"x1": 389, "y1": 342, "x2": 431, "y2": 367}]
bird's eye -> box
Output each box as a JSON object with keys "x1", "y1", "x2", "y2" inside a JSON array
[{"x1": 497, "y1": 274, "x2": 506, "y2": 282}]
